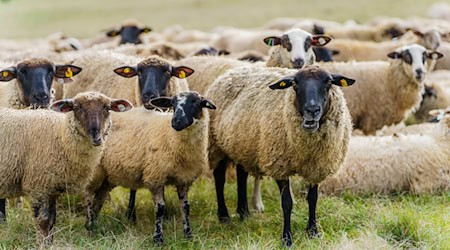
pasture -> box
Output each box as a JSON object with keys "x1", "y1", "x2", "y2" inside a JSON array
[{"x1": 0, "y1": 0, "x2": 449, "y2": 249}]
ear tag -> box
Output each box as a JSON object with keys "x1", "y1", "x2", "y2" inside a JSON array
[
  {"x1": 58, "y1": 103, "x2": 66, "y2": 111},
  {"x1": 279, "y1": 81, "x2": 286, "y2": 87},
  {"x1": 178, "y1": 70, "x2": 186, "y2": 79},
  {"x1": 340, "y1": 79, "x2": 348, "y2": 87},
  {"x1": 318, "y1": 37, "x2": 326, "y2": 45},
  {"x1": 118, "y1": 104, "x2": 126, "y2": 112},
  {"x1": 65, "y1": 67, "x2": 73, "y2": 78},
  {"x1": 2, "y1": 71, "x2": 8, "y2": 78},
  {"x1": 124, "y1": 67, "x2": 131, "y2": 74}
]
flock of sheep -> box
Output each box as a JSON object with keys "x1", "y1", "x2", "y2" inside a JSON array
[{"x1": 0, "y1": 3, "x2": 450, "y2": 248}]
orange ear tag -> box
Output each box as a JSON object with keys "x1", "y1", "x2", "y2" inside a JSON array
[
  {"x1": 124, "y1": 67, "x2": 131, "y2": 74},
  {"x1": 279, "y1": 81, "x2": 286, "y2": 87},
  {"x1": 178, "y1": 70, "x2": 186, "y2": 79},
  {"x1": 2, "y1": 71, "x2": 8, "y2": 78},
  {"x1": 65, "y1": 67, "x2": 73, "y2": 78},
  {"x1": 340, "y1": 79, "x2": 348, "y2": 87}
]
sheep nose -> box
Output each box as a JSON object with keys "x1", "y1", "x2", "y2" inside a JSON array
[
  {"x1": 305, "y1": 106, "x2": 321, "y2": 119},
  {"x1": 415, "y1": 69, "x2": 424, "y2": 80},
  {"x1": 33, "y1": 92, "x2": 49, "y2": 102},
  {"x1": 292, "y1": 59, "x2": 305, "y2": 69},
  {"x1": 142, "y1": 93, "x2": 157, "y2": 101}
]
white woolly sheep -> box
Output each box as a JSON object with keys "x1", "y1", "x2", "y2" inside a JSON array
[
  {"x1": 321, "y1": 115, "x2": 450, "y2": 195},
  {"x1": 0, "y1": 92, "x2": 133, "y2": 246},
  {"x1": 205, "y1": 65, "x2": 355, "y2": 247},
  {"x1": 84, "y1": 91, "x2": 215, "y2": 244},
  {"x1": 319, "y1": 44, "x2": 443, "y2": 134},
  {"x1": 326, "y1": 21, "x2": 407, "y2": 42},
  {"x1": 0, "y1": 58, "x2": 82, "y2": 109}
]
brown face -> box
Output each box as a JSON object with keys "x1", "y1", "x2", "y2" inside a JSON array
[{"x1": 50, "y1": 93, "x2": 133, "y2": 146}]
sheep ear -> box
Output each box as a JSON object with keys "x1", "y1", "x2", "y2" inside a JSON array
[
  {"x1": 172, "y1": 66, "x2": 194, "y2": 79},
  {"x1": 55, "y1": 65, "x2": 82, "y2": 79},
  {"x1": 201, "y1": 98, "x2": 216, "y2": 110},
  {"x1": 312, "y1": 35, "x2": 332, "y2": 46},
  {"x1": 331, "y1": 50, "x2": 340, "y2": 56},
  {"x1": 140, "y1": 27, "x2": 152, "y2": 33},
  {"x1": 313, "y1": 24, "x2": 325, "y2": 35},
  {"x1": 114, "y1": 66, "x2": 138, "y2": 78},
  {"x1": 387, "y1": 51, "x2": 402, "y2": 59},
  {"x1": 427, "y1": 51, "x2": 444, "y2": 60},
  {"x1": 110, "y1": 99, "x2": 133, "y2": 112},
  {"x1": 269, "y1": 76, "x2": 294, "y2": 90},
  {"x1": 0, "y1": 67, "x2": 17, "y2": 82},
  {"x1": 218, "y1": 50, "x2": 230, "y2": 55},
  {"x1": 263, "y1": 36, "x2": 281, "y2": 46},
  {"x1": 49, "y1": 100, "x2": 74, "y2": 113},
  {"x1": 331, "y1": 74, "x2": 355, "y2": 87},
  {"x1": 149, "y1": 97, "x2": 173, "y2": 109},
  {"x1": 106, "y1": 29, "x2": 120, "y2": 37}
]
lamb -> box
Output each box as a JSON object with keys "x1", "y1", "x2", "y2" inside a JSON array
[
  {"x1": 63, "y1": 52, "x2": 193, "y2": 107},
  {"x1": 321, "y1": 114, "x2": 450, "y2": 195},
  {"x1": 319, "y1": 44, "x2": 443, "y2": 134},
  {"x1": 327, "y1": 30, "x2": 442, "y2": 62},
  {"x1": 179, "y1": 28, "x2": 332, "y2": 93},
  {"x1": 84, "y1": 91, "x2": 215, "y2": 244},
  {"x1": 0, "y1": 92, "x2": 133, "y2": 246},
  {"x1": 205, "y1": 66, "x2": 355, "y2": 247},
  {"x1": 0, "y1": 58, "x2": 82, "y2": 109}
]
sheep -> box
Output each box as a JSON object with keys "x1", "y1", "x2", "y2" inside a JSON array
[
  {"x1": 179, "y1": 28, "x2": 332, "y2": 94},
  {"x1": 84, "y1": 91, "x2": 215, "y2": 244},
  {"x1": 0, "y1": 58, "x2": 82, "y2": 109},
  {"x1": 104, "y1": 18, "x2": 152, "y2": 45},
  {"x1": 326, "y1": 21, "x2": 407, "y2": 42},
  {"x1": 161, "y1": 24, "x2": 219, "y2": 44},
  {"x1": 113, "y1": 42, "x2": 185, "y2": 60},
  {"x1": 0, "y1": 92, "x2": 133, "y2": 246},
  {"x1": 205, "y1": 65, "x2": 356, "y2": 247},
  {"x1": 327, "y1": 30, "x2": 442, "y2": 62},
  {"x1": 190, "y1": 47, "x2": 266, "y2": 62},
  {"x1": 435, "y1": 42, "x2": 450, "y2": 70},
  {"x1": 407, "y1": 81, "x2": 450, "y2": 124},
  {"x1": 318, "y1": 44, "x2": 443, "y2": 134},
  {"x1": 63, "y1": 52, "x2": 193, "y2": 107},
  {"x1": 321, "y1": 114, "x2": 450, "y2": 195}
]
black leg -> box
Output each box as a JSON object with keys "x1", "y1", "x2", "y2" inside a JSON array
[
  {"x1": 151, "y1": 187, "x2": 165, "y2": 245},
  {"x1": 0, "y1": 198, "x2": 5, "y2": 223},
  {"x1": 236, "y1": 164, "x2": 250, "y2": 219},
  {"x1": 306, "y1": 184, "x2": 320, "y2": 238},
  {"x1": 126, "y1": 189, "x2": 137, "y2": 223},
  {"x1": 213, "y1": 158, "x2": 230, "y2": 223},
  {"x1": 33, "y1": 197, "x2": 56, "y2": 246},
  {"x1": 276, "y1": 179, "x2": 293, "y2": 247},
  {"x1": 85, "y1": 179, "x2": 112, "y2": 230},
  {"x1": 177, "y1": 186, "x2": 192, "y2": 238}
]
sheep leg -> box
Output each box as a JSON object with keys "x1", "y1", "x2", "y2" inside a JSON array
[
  {"x1": 213, "y1": 157, "x2": 230, "y2": 223},
  {"x1": 32, "y1": 196, "x2": 57, "y2": 246},
  {"x1": 236, "y1": 164, "x2": 250, "y2": 219},
  {"x1": 251, "y1": 176, "x2": 265, "y2": 213},
  {"x1": 0, "y1": 198, "x2": 5, "y2": 223},
  {"x1": 151, "y1": 187, "x2": 165, "y2": 245},
  {"x1": 306, "y1": 184, "x2": 320, "y2": 238},
  {"x1": 125, "y1": 189, "x2": 137, "y2": 223},
  {"x1": 85, "y1": 179, "x2": 112, "y2": 230},
  {"x1": 276, "y1": 179, "x2": 293, "y2": 248},
  {"x1": 177, "y1": 185, "x2": 192, "y2": 239}
]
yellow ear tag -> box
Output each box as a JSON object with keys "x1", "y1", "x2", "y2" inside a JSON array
[
  {"x1": 178, "y1": 70, "x2": 186, "y2": 79},
  {"x1": 2, "y1": 71, "x2": 8, "y2": 78},
  {"x1": 340, "y1": 79, "x2": 348, "y2": 87},
  {"x1": 279, "y1": 81, "x2": 286, "y2": 87},
  {"x1": 65, "y1": 67, "x2": 73, "y2": 78},
  {"x1": 123, "y1": 67, "x2": 131, "y2": 74}
]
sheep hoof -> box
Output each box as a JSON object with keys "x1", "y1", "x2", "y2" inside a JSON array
[
  {"x1": 153, "y1": 234, "x2": 163, "y2": 245},
  {"x1": 218, "y1": 215, "x2": 230, "y2": 224},
  {"x1": 306, "y1": 226, "x2": 321, "y2": 238},
  {"x1": 281, "y1": 232, "x2": 293, "y2": 248},
  {"x1": 183, "y1": 228, "x2": 192, "y2": 239},
  {"x1": 84, "y1": 221, "x2": 97, "y2": 232},
  {"x1": 237, "y1": 208, "x2": 250, "y2": 221},
  {"x1": 125, "y1": 210, "x2": 136, "y2": 224}
]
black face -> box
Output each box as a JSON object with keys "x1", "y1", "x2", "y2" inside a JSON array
[
  {"x1": 120, "y1": 26, "x2": 143, "y2": 44},
  {"x1": 194, "y1": 47, "x2": 219, "y2": 56},
  {"x1": 16, "y1": 62, "x2": 54, "y2": 108},
  {"x1": 385, "y1": 27, "x2": 404, "y2": 39},
  {"x1": 138, "y1": 65, "x2": 172, "y2": 109},
  {"x1": 313, "y1": 47, "x2": 333, "y2": 62},
  {"x1": 291, "y1": 70, "x2": 332, "y2": 132}
]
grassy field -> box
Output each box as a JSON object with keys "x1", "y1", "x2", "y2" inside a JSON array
[
  {"x1": 0, "y1": 0, "x2": 443, "y2": 39},
  {"x1": 1, "y1": 0, "x2": 449, "y2": 249},
  {"x1": 0, "y1": 177, "x2": 449, "y2": 249}
]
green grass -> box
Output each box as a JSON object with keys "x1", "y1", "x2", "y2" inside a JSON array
[
  {"x1": 0, "y1": 0, "x2": 442, "y2": 39},
  {"x1": 0, "y1": 177, "x2": 448, "y2": 249}
]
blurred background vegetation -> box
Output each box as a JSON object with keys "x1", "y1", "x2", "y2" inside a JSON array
[{"x1": 0, "y1": 0, "x2": 442, "y2": 39}]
